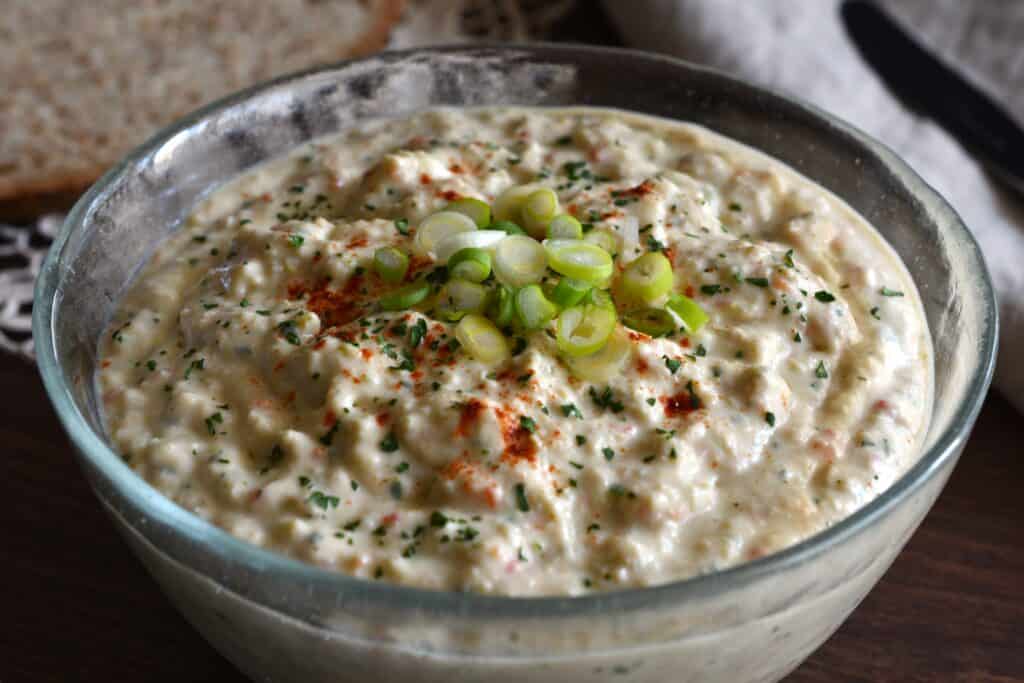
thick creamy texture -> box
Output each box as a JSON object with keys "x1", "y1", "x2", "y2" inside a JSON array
[{"x1": 98, "y1": 108, "x2": 932, "y2": 596}]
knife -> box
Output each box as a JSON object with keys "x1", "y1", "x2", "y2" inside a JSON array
[{"x1": 841, "y1": 0, "x2": 1024, "y2": 197}]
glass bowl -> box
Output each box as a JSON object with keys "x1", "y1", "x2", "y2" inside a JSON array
[{"x1": 33, "y1": 45, "x2": 997, "y2": 683}]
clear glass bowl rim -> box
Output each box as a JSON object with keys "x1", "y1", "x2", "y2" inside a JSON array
[{"x1": 32, "y1": 43, "x2": 998, "y2": 619}]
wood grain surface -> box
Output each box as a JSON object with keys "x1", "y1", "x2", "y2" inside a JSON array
[{"x1": 3, "y1": 350, "x2": 1022, "y2": 682}]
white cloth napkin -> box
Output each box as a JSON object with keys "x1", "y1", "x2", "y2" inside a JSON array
[{"x1": 605, "y1": 0, "x2": 1024, "y2": 413}]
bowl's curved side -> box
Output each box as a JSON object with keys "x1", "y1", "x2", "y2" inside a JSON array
[{"x1": 33, "y1": 44, "x2": 997, "y2": 681}]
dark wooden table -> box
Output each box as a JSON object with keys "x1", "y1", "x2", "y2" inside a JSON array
[{"x1": 4, "y1": 350, "x2": 1023, "y2": 682}]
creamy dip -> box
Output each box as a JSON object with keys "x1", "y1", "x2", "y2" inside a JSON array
[{"x1": 98, "y1": 107, "x2": 932, "y2": 596}]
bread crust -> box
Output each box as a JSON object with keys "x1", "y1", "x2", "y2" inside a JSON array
[{"x1": 0, "y1": 0, "x2": 405, "y2": 222}]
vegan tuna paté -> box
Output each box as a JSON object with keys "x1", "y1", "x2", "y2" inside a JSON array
[{"x1": 98, "y1": 108, "x2": 932, "y2": 596}]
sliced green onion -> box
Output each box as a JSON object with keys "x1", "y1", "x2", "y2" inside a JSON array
[
  {"x1": 448, "y1": 247, "x2": 492, "y2": 283},
  {"x1": 494, "y1": 235, "x2": 547, "y2": 287},
  {"x1": 547, "y1": 214, "x2": 583, "y2": 240},
  {"x1": 446, "y1": 197, "x2": 491, "y2": 228},
  {"x1": 373, "y1": 246, "x2": 409, "y2": 284},
  {"x1": 585, "y1": 287, "x2": 615, "y2": 310},
  {"x1": 489, "y1": 285, "x2": 516, "y2": 327},
  {"x1": 493, "y1": 184, "x2": 539, "y2": 223},
  {"x1": 414, "y1": 210, "x2": 477, "y2": 256},
  {"x1": 667, "y1": 293, "x2": 709, "y2": 333},
  {"x1": 621, "y1": 307, "x2": 675, "y2": 337},
  {"x1": 490, "y1": 220, "x2": 526, "y2": 235},
  {"x1": 436, "y1": 280, "x2": 490, "y2": 321},
  {"x1": 583, "y1": 227, "x2": 619, "y2": 256},
  {"x1": 621, "y1": 252, "x2": 673, "y2": 302},
  {"x1": 557, "y1": 305, "x2": 616, "y2": 357},
  {"x1": 434, "y1": 230, "x2": 506, "y2": 263},
  {"x1": 515, "y1": 284, "x2": 558, "y2": 329},
  {"x1": 455, "y1": 314, "x2": 510, "y2": 365},
  {"x1": 544, "y1": 239, "x2": 614, "y2": 285},
  {"x1": 380, "y1": 280, "x2": 431, "y2": 311},
  {"x1": 521, "y1": 188, "x2": 560, "y2": 237},
  {"x1": 564, "y1": 326, "x2": 632, "y2": 382},
  {"x1": 551, "y1": 277, "x2": 592, "y2": 308}
]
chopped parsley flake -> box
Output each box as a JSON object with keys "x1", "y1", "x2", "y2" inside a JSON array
[
  {"x1": 319, "y1": 421, "x2": 340, "y2": 446},
  {"x1": 515, "y1": 483, "x2": 530, "y2": 512},
  {"x1": 815, "y1": 360, "x2": 829, "y2": 379},
  {"x1": 700, "y1": 284, "x2": 721, "y2": 296},
  {"x1": 814, "y1": 290, "x2": 835, "y2": 303},
  {"x1": 880, "y1": 287, "x2": 904, "y2": 297},
  {"x1": 288, "y1": 234, "x2": 304, "y2": 247},
  {"x1": 561, "y1": 403, "x2": 583, "y2": 419},
  {"x1": 204, "y1": 412, "x2": 223, "y2": 436},
  {"x1": 765, "y1": 411, "x2": 776, "y2": 427},
  {"x1": 746, "y1": 277, "x2": 770, "y2": 288},
  {"x1": 379, "y1": 432, "x2": 400, "y2": 452},
  {"x1": 519, "y1": 415, "x2": 537, "y2": 433},
  {"x1": 589, "y1": 386, "x2": 624, "y2": 413},
  {"x1": 663, "y1": 356, "x2": 682, "y2": 374},
  {"x1": 308, "y1": 491, "x2": 339, "y2": 510},
  {"x1": 602, "y1": 447, "x2": 615, "y2": 461},
  {"x1": 277, "y1": 321, "x2": 301, "y2": 345}
]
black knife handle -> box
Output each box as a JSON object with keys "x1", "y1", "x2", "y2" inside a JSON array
[{"x1": 842, "y1": 0, "x2": 1024, "y2": 192}]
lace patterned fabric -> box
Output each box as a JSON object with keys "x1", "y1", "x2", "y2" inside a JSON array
[{"x1": 0, "y1": 0, "x2": 576, "y2": 361}]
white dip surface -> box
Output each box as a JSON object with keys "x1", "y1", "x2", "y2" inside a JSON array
[{"x1": 98, "y1": 107, "x2": 932, "y2": 596}]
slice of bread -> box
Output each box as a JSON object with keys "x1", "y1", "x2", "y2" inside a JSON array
[{"x1": 0, "y1": 0, "x2": 404, "y2": 221}]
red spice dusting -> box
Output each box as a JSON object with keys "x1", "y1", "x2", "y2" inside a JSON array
[
  {"x1": 273, "y1": 360, "x2": 286, "y2": 372},
  {"x1": 380, "y1": 512, "x2": 399, "y2": 527},
  {"x1": 662, "y1": 392, "x2": 698, "y2": 418},
  {"x1": 679, "y1": 337, "x2": 691, "y2": 348},
  {"x1": 663, "y1": 246, "x2": 676, "y2": 264},
  {"x1": 375, "y1": 412, "x2": 390, "y2": 426},
  {"x1": 360, "y1": 348, "x2": 373, "y2": 361},
  {"x1": 635, "y1": 357, "x2": 649, "y2": 374},
  {"x1": 441, "y1": 458, "x2": 470, "y2": 480},
  {"x1": 684, "y1": 285, "x2": 695, "y2": 298},
  {"x1": 617, "y1": 180, "x2": 655, "y2": 198},
  {"x1": 249, "y1": 489, "x2": 263, "y2": 503},
  {"x1": 313, "y1": 339, "x2": 326, "y2": 350},
  {"x1": 260, "y1": 193, "x2": 272, "y2": 202},
  {"x1": 406, "y1": 255, "x2": 433, "y2": 280},
  {"x1": 420, "y1": 173, "x2": 432, "y2": 185},
  {"x1": 289, "y1": 274, "x2": 368, "y2": 330},
  {"x1": 495, "y1": 407, "x2": 537, "y2": 464},
  {"x1": 101, "y1": 360, "x2": 111, "y2": 368},
  {"x1": 874, "y1": 400, "x2": 890, "y2": 412},
  {"x1": 323, "y1": 410, "x2": 337, "y2": 427},
  {"x1": 438, "y1": 189, "x2": 460, "y2": 201},
  {"x1": 346, "y1": 235, "x2": 368, "y2": 249},
  {"x1": 455, "y1": 399, "x2": 485, "y2": 437},
  {"x1": 626, "y1": 330, "x2": 647, "y2": 342},
  {"x1": 312, "y1": 252, "x2": 323, "y2": 263},
  {"x1": 410, "y1": 370, "x2": 424, "y2": 381},
  {"x1": 284, "y1": 390, "x2": 296, "y2": 405},
  {"x1": 341, "y1": 368, "x2": 361, "y2": 384},
  {"x1": 567, "y1": 203, "x2": 579, "y2": 217},
  {"x1": 449, "y1": 164, "x2": 465, "y2": 174}
]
